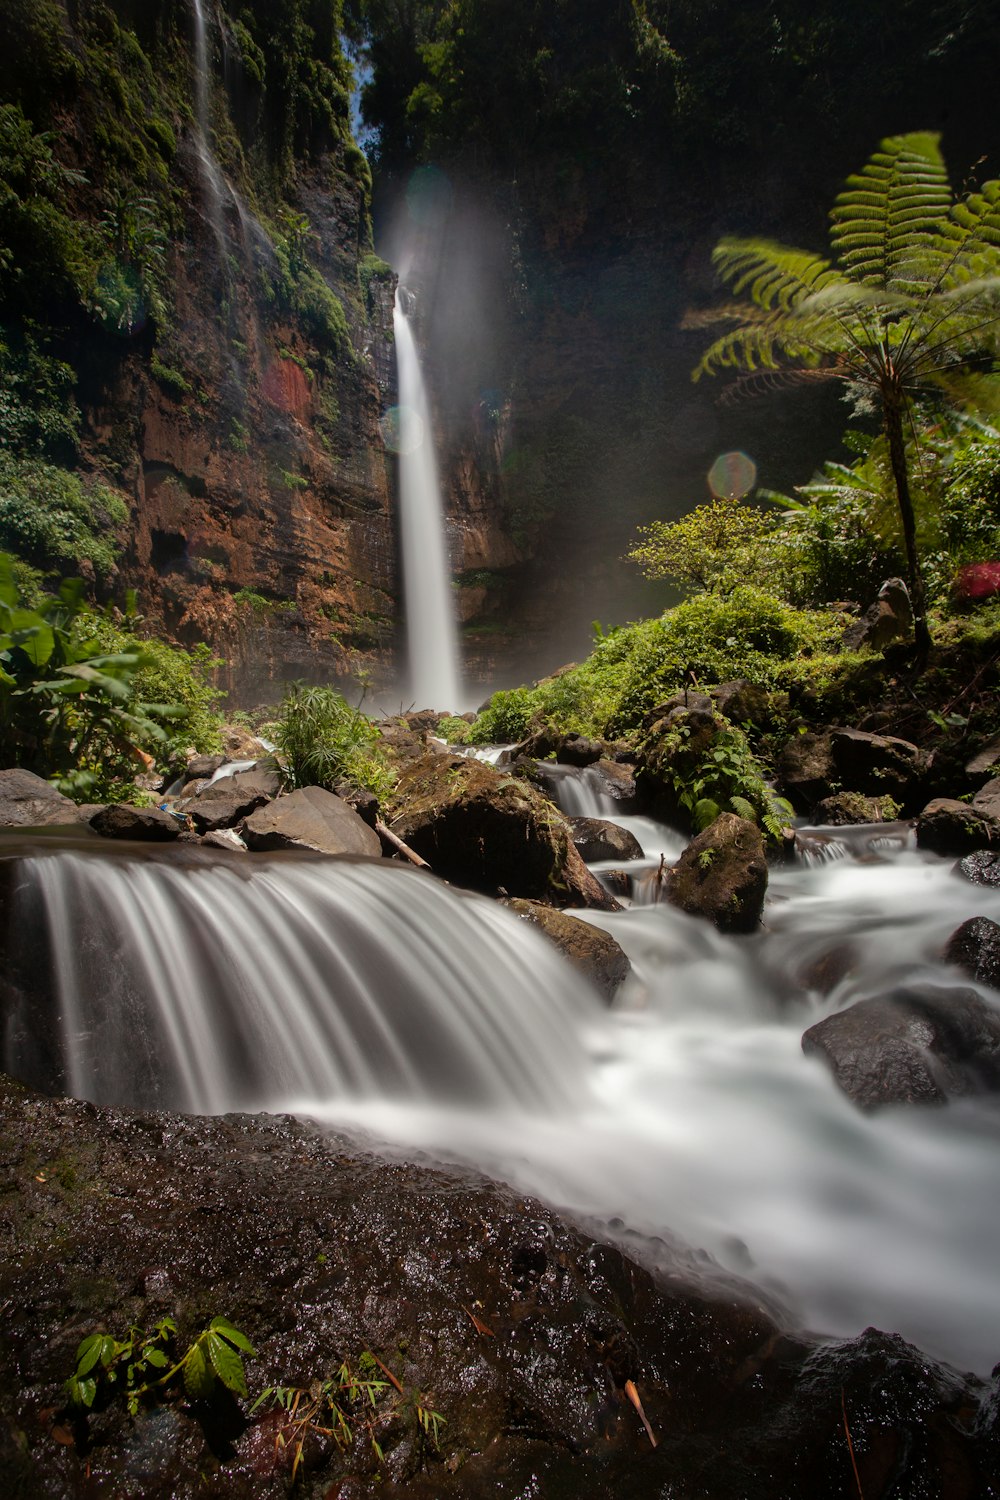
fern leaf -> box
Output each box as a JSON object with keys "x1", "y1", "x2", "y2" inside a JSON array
[{"x1": 830, "y1": 133, "x2": 953, "y2": 290}]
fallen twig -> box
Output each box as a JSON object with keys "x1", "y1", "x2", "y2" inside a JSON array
[
  {"x1": 625, "y1": 1379, "x2": 658, "y2": 1448},
  {"x1": 841, "y1": 1387, "x2": 864, "y2": 1499},
  {"x1": 375, "y1": 819, "x2": 431, "y2": 868}
]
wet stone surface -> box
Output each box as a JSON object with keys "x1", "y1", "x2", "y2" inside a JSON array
[{"x1": 0, "y1": 1075, "x2": 997, "y2": 1498}]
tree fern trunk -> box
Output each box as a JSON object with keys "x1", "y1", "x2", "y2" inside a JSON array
[{"x1": 883, "y1": 390, "x2": 931, "y2": 668}]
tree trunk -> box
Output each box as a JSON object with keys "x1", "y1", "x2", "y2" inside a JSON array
[{"x1": 883, "y1": 389, "x2": 932, "y2": 669}]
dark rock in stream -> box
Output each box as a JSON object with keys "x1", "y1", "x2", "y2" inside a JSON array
[
  {"x1": 1, "y1": 1073, "x2": 997, "y2": 1500},
  {"x1": 178, "y1": 762, "x2": 282, "y2": 834},
  {"x1": 802, "y1": 983, "x2": 1000, "y2": 1108},
  {"x1": 667, "y1": 813, "x2": 768, "y2": 933},
  {"x1": 956, "y1": 849, "x2": 1000, "y2": 887},
  {"x1": 89, "y1": 803, "x2": 182, "y2": 842},
  {"x1": 916, "y1": 797, "x2": 1000, "y2": 856},
  {"x1": 944, "y1": 916, "x2": 1000, "y2": 991}
]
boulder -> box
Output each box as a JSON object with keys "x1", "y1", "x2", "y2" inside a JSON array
[
  {"x1": 667, "y1": 813, "x2": 768, "y2": 933},
  {"x1": 812, "y1": 792, "x2": 901, "y2": 826},
  {"x1": 829, "y1": 727, "x2": 928, "y2": 805},
  {"x1": 802, "y1": 983, "x2": 1000, "y2": 1109},
  {"x1": 0, "y1": 768, "x2": 77, "y2": 827},
  {"x1": 569, "y1": 816, "x2": 644, "y2": 863},
  {"x1": 388, "y1": 752, "x2": 619, "y2": 909},
  {"x1": 178, "y1": 762, "x2": 281, "y2": 833},
  {"x1": 199, "y1": 827, "x2": 248, "y2": 853},
  {"x1": 182, "y1": 753, "x2": 226, "y2": 783},
  {"x1": 956, "y1": 849, "x2": 1000, "y2": 887},
  {"x1": 965, "y1": 733, "x2": 1000, "y2": 781},
  {"x1": 638, "y1": 706, "x2": 726, "y2": 826},
  {"x1": 915, "y1": 797, "x2": 1000, "y2": 856},
  {"x1": 89, "y1": 803, "x2": 181, "y2": 842},
  {"x1": 242, "y1": 786, "x2": 382, "y2": 857},
  {"x1": 778, "y1": 731, "x2": 836, "y2": 814},
  {"x1": 972, "y1": 775, "x2": 1000, "y2": 821},
  {"x1": 944, "y1": 916, "x2": 1000, "y2": 990},
  {"x1": 502, "y1": 899, "x2": 631, "y2": 1000}
]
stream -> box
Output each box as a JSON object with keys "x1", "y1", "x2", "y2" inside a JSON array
[{"x1": 2, "y1": 800, "x2": 1000, "y2": 1381}]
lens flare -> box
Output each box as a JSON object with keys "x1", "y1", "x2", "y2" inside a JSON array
[
  {"x1": 379, "y1": 405, "x2": 424, "y2": 455},
  {"x1": 708, "y1": 451, "x2": 757, "y2": 499}
]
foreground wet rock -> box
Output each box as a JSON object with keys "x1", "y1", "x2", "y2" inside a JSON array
[
  {"x1": 242, "y1": 787, "x2": 382, "y2": 858},
  {"x1": 802, "y1": 983, "x2": 1000, "y2": 1108},
  {"x1": 0, "y1": 1074, "x2": 996, "y2": 1500},
  {"x1": 916, "y1": 798, "x2": 1000, "y2": 856}
]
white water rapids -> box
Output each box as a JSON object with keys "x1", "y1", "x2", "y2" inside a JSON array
[{"x1": 3, "y1": 826, "x2": 1000, "y2": 1378}]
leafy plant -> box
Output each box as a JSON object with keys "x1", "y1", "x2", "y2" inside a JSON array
[
  {"x1": 690, "y1": 132, "x2": 1000, "y2": 662},
  {"x1": 466, "y1": 687, "x2": 535, "y2": 745},
  {"x1": 642, "y1": 714, "x2": 793, "y2": 841},
  {"x1": 64, "y1": 1316, "x2": 255, "y2": 1417},
  {"x1": 274, "y1": 681, "x2": 394, "y2": 798},
  {"x1": 628, "y1": 494, "x2": 776, "y2": 595},
  {"x1": 252, "y1": 1352, "x2": 445, "y2": 1480}
]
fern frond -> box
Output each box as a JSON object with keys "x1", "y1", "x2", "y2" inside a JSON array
[
  {"x1": 711, "y1": 238, "x2": 840, "y2": 310},
  {"x1": 714, "y1": 368, "x2": 844, "y2": 405},
  {"x1": 950, "y1": 180, "x2": 1000, "y2": 255},
  {"x1": 830, "y1": 132, "x2": 953, "y2": 291}
]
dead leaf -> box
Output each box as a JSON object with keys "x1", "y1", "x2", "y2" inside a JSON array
[{"x1": 625, "y1": 1379, "x2": 658, "y2": 1448}]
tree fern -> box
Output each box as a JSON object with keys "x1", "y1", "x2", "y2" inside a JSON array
[{"x1": 688, "y1": 132, "x2": 1000, "y2": 665}]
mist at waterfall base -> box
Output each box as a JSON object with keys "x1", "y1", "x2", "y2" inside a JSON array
[{"x1": 5, "y1": 829, "x2": 1000, "y2": 1381}]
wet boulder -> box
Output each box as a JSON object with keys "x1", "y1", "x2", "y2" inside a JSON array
[
  {"x1": 568, "y1": 816, "x2": 643, "y2": 863},
  {"x1": 242, "y1": 786, "x2": 382, "y2": 857},
  {"x1": 916, "y1": 797, "x2": 1000, "y2": 856},
  {"x1": 178, "y1": 761, "x2": 281, "y2": 833},
  {"x1": 502, "y1": 898, "x2": 631, "y2": 1000},
  {"x1": 802, "y1": 983, "x2": 1000, "y2": 1109},
  {"x1": 956, "y1": 849, "x2": 1000, "y2": 887},
  {"x1": 944, "y1": 916, "x2": 1000, "y2": 991},
  {"x1": 388, "y1": 752, "x2": 619, "y2": 909},
  {"x1": 667, "y1": 813, "x2": 768, "y2": 933},
  {"x1": 181, "y1": 753, "x2": 226, "y2": 784},
  {"x1": 89, "y1": 803, "x2": 182, "y2": 842},
  {"x1": 0, "y1": 768, "x2": 78, "y2": 827},
  {"x1": 830, "y1": 727, "x2": 929, "y2": 807},
  {"x1": 711, "y1": 678, "x2": 774, "y2": 730}
]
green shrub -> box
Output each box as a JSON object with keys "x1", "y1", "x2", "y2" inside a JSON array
[
  {"x1": 466, "y1": 688, "x2": 535, "y2": 745},
  {"x1": 274, "y1": 683, "x2": 394, "y2": 799}
]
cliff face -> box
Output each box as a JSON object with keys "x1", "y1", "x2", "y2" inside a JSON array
[{"x1": 0, "y1": 0, "x2": 422, "y2": 703}]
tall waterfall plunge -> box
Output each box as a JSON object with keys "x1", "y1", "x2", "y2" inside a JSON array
[{"x1": 392, "y1": 290, "x2": 462, "y2": 711}]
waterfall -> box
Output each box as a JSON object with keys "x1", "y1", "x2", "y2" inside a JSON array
[
  {"x1": 189, "y1": 0, "x2": 228, "y2": 255},
  {"x1": 392, "y1": 290, "x2": 462, "y2": 711}
]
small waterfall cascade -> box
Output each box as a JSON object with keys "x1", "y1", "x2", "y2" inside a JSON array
[
  {"x1": 392, "y1": 288, "x2": 462, "y2": 711},
  {"x1": 2, "y1": 847, "x2": 594, "y2": 1117}
]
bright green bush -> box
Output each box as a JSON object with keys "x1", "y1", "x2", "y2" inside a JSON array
[
  {"x1": 274, "y1": 683, "x2": 394, "y2": 799},
  {"x1": 466, "y1": 688, "x2": 535, "y2": 745}
]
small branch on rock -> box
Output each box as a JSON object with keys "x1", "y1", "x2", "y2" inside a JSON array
[
  {"x1": 375, "y1": 819, "x2": 431, "y2": 868},
  {"x1": 624, "y1": 1379, "x2": 658, "y2": 1448}
]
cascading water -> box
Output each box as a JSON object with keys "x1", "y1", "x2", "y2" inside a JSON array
[
  {"x1": 189, "y1": 0, "x2": 228, "y2": 255},
  {"x1": 392, "y1": 288, "x2": 462, "y2": 710},
  {"x1": 3, "y1": 827, "x2": 1000, "y2": 1378}
]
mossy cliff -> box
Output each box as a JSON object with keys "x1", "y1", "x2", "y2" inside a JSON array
[{"x1": 0, "y1": 0, "x2": 400, "y2": 699}]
